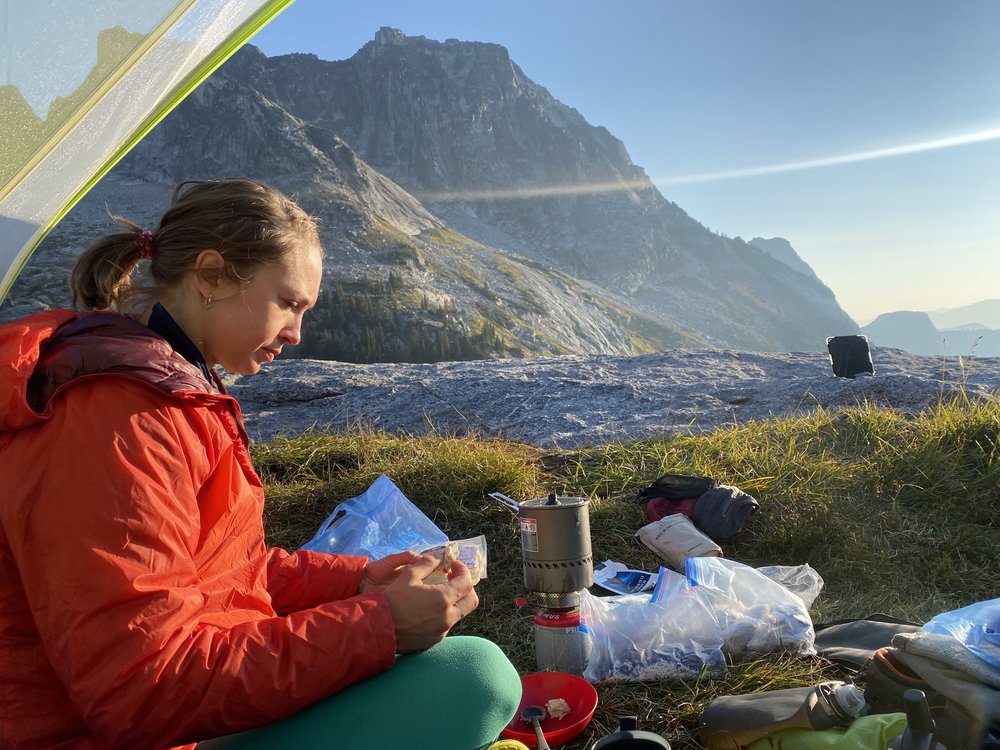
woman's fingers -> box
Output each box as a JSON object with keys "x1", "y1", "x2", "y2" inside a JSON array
[
  {"x1": 442, "y1": 561, "x2": 479, "y2": 618},
  {"x1": 374, "y1": 550, "x2": 420, "y2": 568},
  {"x1": 404, "y1": 553, "x2": 446, "y2": 582},
  {"x1": 360, "y1": 550, "x2": 422, "y2": 591},
  {"x1": 380, "y1": 556, "x2": 481, "y2": 652}
]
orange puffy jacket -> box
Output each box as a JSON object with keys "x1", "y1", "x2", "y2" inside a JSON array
[{"x1": 0, "y1": 311, "x2": 396, "y2": 749}]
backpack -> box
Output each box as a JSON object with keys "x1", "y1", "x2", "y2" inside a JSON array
[
  {"x1": 826, "y1": 334, "x2": 875, "y2": 378},
  {"x1": 860, "y1": 646, "x2": 996, "y2": 749}
]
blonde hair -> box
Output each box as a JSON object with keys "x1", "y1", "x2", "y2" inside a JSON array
[{"x1": 70, "y1": 178, "x2": 321, "y2": 311}]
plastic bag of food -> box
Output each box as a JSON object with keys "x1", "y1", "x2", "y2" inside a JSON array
[
  {"x1": 636, "y1": 513, "x2": 723, "y2": 571},
  {"x1": 686, "y1": 557, "x2": 816, "y2": 657},
  {"x1": 756, "y1": 563, "x2": 825, "y2": 609},
  {"x1": 581, "y1": 568, "x2": 726, "y2": 683},
  {"x1": 593, "y1": 559, "x2": 657, "y2": 595}
]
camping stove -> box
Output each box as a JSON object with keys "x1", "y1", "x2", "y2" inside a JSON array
[
  {"x1": 518, "y1": 493, "x2": 594, "y2": 606},
  {"x1": 518, "y1": 493, "x2": 593, "y2": 673}
]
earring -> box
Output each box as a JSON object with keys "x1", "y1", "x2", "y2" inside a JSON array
[{"x1": 205, "y1": 293, "x2": 213, "y2": 309}]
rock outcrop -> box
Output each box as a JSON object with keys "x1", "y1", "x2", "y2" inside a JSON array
[{"x1": 228, "y1": 346, "x2": 1000, "y2": 447}]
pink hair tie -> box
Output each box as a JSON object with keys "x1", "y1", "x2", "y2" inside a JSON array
[{"x1": 136, "y1": 230, "x2": 156, "y2": 260}]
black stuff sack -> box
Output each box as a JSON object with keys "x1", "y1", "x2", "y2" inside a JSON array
[
  {"x1": 636, "y1": 474, "x2": 719, "y2": 502},
  {"x1": 692, "y1": 485, "x2": 760, "y2": 544},
  {"x1": 827, "y1": 335, "x2": 875, "y2": 378}
]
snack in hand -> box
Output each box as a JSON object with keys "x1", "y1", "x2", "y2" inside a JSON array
[
  {"x1": 420, "y1": 542, "x2": 459, "y2": 585},
  {"x1": 411, "y1": 536, "x2": 488, "y2": 585}
]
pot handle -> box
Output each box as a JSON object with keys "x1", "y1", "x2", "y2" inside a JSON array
[{"x1": 488, "y1": 491, "x2": 520, "y2": 511}]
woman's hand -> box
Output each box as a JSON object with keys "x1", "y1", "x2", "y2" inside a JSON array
[
  {"x1": 359, "y1": 551, "x2": 421, "y2": 594},
  {"x1": 378, "y1": 554, "x2": 480, "y2": 653}
]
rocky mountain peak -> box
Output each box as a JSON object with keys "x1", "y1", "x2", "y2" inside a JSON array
[
  {"x1": 374, "y1": 26, "x2": 406, "y2": 45},
  {"x1": 349, "y1": 27, "x2": 527, "y2": 123},
  {"x1": 4, "y1": 33, "x2": 860, "y2": 356},
  {"x1": 284, "y1": 33, "x2": 679, "y2": 289}
]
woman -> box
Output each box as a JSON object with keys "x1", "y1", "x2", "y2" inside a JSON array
[{"x1": 0, "y1": 178, "x2": 521, "y2": 749}]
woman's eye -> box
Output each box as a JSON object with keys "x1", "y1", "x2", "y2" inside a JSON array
[{"x1": 282, "y1": 299, "x2": 300, "y2": 311}]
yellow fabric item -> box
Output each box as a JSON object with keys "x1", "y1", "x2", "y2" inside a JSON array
[{"x1": 747, "y1": 712, "x2": 908, "y2": 750}]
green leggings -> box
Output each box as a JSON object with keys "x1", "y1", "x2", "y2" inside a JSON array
[{"x1": 196, "y1": 636, "x2": 522, "y2": 750}]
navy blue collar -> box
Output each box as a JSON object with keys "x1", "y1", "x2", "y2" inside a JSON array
[{"x1": 145, "y1": 302, "x2": 214, "y2": 383}]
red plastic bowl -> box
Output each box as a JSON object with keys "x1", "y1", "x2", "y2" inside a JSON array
[{"x1": 501, "y1": 671, "x2": 599, "y2": 748}]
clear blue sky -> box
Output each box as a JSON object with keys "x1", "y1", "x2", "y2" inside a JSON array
[{"x1": 254, "y1": 0, "x2": 1000, "y2": 323}]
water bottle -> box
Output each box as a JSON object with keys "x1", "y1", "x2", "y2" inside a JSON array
[
  {"x1": 699, "y1": 680, "x2": 867, "y2": 749},
  {"x1": 827, "y1": 683, "x2": 867, "y2": 721}
]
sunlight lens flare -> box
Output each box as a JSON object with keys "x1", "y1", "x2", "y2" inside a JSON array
[
  {"x1": 654, "y1": 126, "x2": 1000, "y2": 186},
  {"x1": 415, "y1": 178, "x2": 655, "y2": 203},
  {"x1": 414, "y1": 126, "x2": 1000, "y2": 203}
]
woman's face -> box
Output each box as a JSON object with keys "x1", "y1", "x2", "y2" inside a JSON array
[{"x1": 201, "y1": 243, "x2": 323, "y2": 375}]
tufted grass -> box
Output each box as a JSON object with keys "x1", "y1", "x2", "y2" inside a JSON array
[{"x1": 252, "y1": 392, "x2": 1000, "y2": 749}]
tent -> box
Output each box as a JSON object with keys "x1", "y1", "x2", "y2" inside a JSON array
[{"x1": 0, "y1": 0, "x2": 295, "y2": 304}]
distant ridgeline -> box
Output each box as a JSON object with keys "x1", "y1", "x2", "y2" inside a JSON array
[
  {"x1": 3, "y1": 28, "x2": 860, "y2": 362},
  {"x1": 862, "y1": 308, "x2": 1000, "y2": 357}
]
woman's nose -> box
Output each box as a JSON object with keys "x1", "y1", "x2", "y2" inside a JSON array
[{"x1": 281, "y1": 317, "x2": 303, "y2": 346}]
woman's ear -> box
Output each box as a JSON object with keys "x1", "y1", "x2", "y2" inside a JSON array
[{"x1": 192, "y1": 249, "x2": 229, "y2": 301}]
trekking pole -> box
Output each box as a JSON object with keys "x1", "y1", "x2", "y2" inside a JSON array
[{"x1": 889, "y1": 689, "x2": 946, "y2": 750}]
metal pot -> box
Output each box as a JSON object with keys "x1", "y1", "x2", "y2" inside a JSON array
[{"x1": 591, "y1": 717, "x2": 672, "y2": 749}]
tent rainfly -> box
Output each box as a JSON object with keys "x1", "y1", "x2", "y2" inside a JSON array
[{"x1": 0, "y1": 0, "x2": 295, "y2": 304}]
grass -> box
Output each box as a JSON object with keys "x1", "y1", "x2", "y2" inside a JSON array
[{"x1": 253, "y1": 394, "x2": 1000, "y2": 749}]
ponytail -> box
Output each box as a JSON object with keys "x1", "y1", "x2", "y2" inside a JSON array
[{"x1": 69, "y1": 216, "x2": 151, "y2": 310}]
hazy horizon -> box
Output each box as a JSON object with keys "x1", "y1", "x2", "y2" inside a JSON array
[{"x1": 254, "y1": 1, "x2": 1000, "y2": 324}]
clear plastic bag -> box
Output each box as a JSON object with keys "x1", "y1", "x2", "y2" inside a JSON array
[
  {"x1": 300, "y1": 474, "x2": 448, "y2": 559},
  {"x1": 580, "y1": 569, "x2": 726, "y2": 683},
  {"x1": 686, "y1": 557, "x2": 817, "y2": 657},
  {"x1": 757, "y1": 563, "x2": 825, "y2": 609},
  {"x1": 411, "y1": 535, "x2": 489, "y2": 585},
  {"x1": 921, "y1": 597, "x2": 1000, "y2": 670}
]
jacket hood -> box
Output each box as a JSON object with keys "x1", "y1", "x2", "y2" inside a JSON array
[{"x1": 1, "y1": 309, "x2": 217, "y2": 432}]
